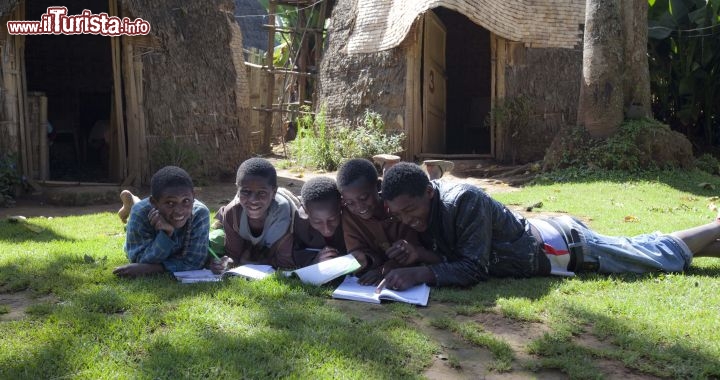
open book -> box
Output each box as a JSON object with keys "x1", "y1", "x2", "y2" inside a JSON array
[
  {"x1": 223, "y1": 264, "x2": 276, "y2": 280},
  {"x1": 285, "y1": 253, "x2": 361, "y2": 285},
  {"x1": 331, "y1": 276, "x2": 430, "y2": 306},
  {"x1": 174, "y1": 254, "x2": 361, "y2": 285},
  {"x1": 173, "y1": 269, "x2": 221, "y2": 283}
]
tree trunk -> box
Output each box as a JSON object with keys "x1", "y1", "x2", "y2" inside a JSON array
[
  {"x1": 621, "y1": 0, "x2": 652, "y2": 119},
  {"x1": 577, "y1": 0, "x2": 625, "y2": 138}
]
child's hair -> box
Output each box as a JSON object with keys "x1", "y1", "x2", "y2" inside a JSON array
[
  {"x1": 150, "y1": 166, "x2": 194, "y2": 199},
  {"x1": 236, "y1": 157, "x2": 277, "y2": 188},
  {"x1": 336, "y1": 158, "x2": 378, "y2": 190},
  {"x1": 301, "y1": 177, "x2": 341, "y2": 207},
  {"x1": 381, "y1": 162, "x2": 429, "y2": 201}
]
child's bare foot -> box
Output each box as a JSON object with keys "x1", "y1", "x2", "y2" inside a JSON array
[{"x1": 118, "y1": 190, "x2": 140, "y2": 224}]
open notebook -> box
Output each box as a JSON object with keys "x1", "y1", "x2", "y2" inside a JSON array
[
  {"x1": 331, "y1": 276, "x2": 430, "y2": 306},
  {"x1": 174, "y1": 254, "x2": 361, "y2": 285}
]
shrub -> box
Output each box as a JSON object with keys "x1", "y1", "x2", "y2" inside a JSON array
[
  {"x1": 544, "y1": 118, "x2": 694, "y2": 172},
  {"x1": 695, "y1": 154, "x2": 720, "y2": 175},
  {"x1": 288, "y1": 107, "x2": 405, "y2": 171},
  {"x1": 0, "y1": 154, "x2": 20, "y2": 207}
]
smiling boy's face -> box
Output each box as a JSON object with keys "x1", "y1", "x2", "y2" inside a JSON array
[
  {"x1": 385, "y1": 186, "x2": 433, "y2": 232},
  {"x1": 150, "y1": 186, "x2": 194, "y2": 229},
  {"x1": 340, "y1": 178, "x2": 382, "y2": 220},
  {"x1": 237, "y1": 175, "x2": 277, "y2": 220}
]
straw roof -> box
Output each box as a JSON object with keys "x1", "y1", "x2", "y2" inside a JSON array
[{"x1": 347, "y1": 0, "x2": 585, "y2": 53}]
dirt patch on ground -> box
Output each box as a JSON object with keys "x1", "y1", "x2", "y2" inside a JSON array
[{"x1": 0, "y1": 291, "x2": 57, "y2": 321}]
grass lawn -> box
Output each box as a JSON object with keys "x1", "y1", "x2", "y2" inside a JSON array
[{"x1": 2, "y1": 169, "x2": 720, "y2": 379}]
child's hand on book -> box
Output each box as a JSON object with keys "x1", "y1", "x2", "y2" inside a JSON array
[
  {"x1": 382, "y1": 267, "x2": 435, "y2": 291},
  {"x1": 358, "y1": 268, "x2": 383, "y2": 286},
  {"x1": 386, "y1": 240, "x2": 419, "y2": 266},
  {"x1": 316, "y1": 247, "x2": 340, "y2": 262},
  {"x1": 209, "y1": 256, "x2": 234, "y2": 274}
]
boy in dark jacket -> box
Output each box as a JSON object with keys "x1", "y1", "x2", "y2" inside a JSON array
[{"x1": 379, "y1": 162, "x2": 720, "y2": 290}]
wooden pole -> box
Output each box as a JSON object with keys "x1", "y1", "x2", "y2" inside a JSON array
[
  {"x1": 39, "y1": 94, "x2": 48, "y2": 180},
  {"x1": 14, "y1": 4, "x2": 31, "y2": 178},
  {"x1": 134, "y1": 57, "x2": 146, "y2": 184},
  {"x1": 262, "y1": 1, "x2": 277, "y2": 153},
  {"x1": 297, "y1": 8, "x2": 307, "y2": 107},
  {"x1": 109, "y1": 0, "x2": 127, "y2": 182},
  {"x1": 121, "y1": 36, "x2": 140, "y2": 187}
]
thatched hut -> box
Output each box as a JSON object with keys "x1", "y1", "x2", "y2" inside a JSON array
[
  {"x1": 0, "y1": 0, "x2": 253, "y2": 186},
  {"x1": 318, "y1": 0, "x2": 586, "y2": 163}
]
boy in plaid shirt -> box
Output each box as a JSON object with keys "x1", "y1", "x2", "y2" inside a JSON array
[{"x1": 113, "y1": 166, "x2": 210, "y2": 277}]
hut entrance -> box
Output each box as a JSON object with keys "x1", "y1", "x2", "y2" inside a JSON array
[
  {"x1": 422, "y1": 8, "x2": 492, "y2": 156},
  {"x1": 24, "y1": 0, "x2": 116, "y2": 182}
]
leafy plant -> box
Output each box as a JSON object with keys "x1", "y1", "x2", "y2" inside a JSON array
[
  {"x1": 0, "y1": 154, "x2": 20, "y2": 207},
  {"x1": 695, "y1": 153, "x2": 720, "y2": 175},
  {"x1": 648, "y1": 0, "x2": 720, "y2": 145},
  {"x1": 288, "y1": 106, "x2": 405, "y2": 171},
  {"x1": 544, "y1": 118, "x2": 693, "y2": 172},
  {"x1": 485, "y1": 96, "x2": 532, "y2": 163}
]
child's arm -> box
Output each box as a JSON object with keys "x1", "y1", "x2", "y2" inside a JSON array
[
  {"x1": 386, "y1": 240, "x2": 442, "y2": 266},
  {"x1": 159, "y1": 203, "x2": 211, "y2": 272},
  {"x1": 342, "y1": 213, "x2": 385, "y2": 271},
  {"x1": 124, "y1": 203, "x2": 178, "y2": 265}
]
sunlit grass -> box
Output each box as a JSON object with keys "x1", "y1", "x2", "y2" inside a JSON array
[{"x1": 1, "y1": 168, "x2": 720, "y2": 378}]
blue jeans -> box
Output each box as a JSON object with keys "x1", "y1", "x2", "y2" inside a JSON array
[{"x1": 558, "y1": 216, "x2": 693, "y2": 274}]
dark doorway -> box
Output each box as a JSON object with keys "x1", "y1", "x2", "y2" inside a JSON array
[
  {"x1": 434, "y1": 8, "x2": 491, "y2": 154},
  {"x1": 25, "y1": 0, "x2": 113, "y2": 181}
]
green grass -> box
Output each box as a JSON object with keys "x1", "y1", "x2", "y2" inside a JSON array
[
  {"x1": 447, "y1": 169, "x2": 720, "y2": 378},
  {"x1": 0, "y1": 213, "x2": 436, "y2": 379},
  {"x1": 2, "y1": 168, "x2": 720, "y2": 378}
]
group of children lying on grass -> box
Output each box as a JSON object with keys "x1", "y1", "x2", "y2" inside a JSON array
[{"x1": 113, "y1": 157, "x2": 720, "y2": 290}]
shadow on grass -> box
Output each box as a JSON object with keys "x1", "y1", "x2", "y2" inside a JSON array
[
  {"x1": 531, "y1": 303, "x2": 720, "y2": 378},
  {"x1": 0, "y1": 220, "x2": 76, "y2": 243},
  {"x1": 0, "y1": 276, "x2": 432, "y2": 379}
]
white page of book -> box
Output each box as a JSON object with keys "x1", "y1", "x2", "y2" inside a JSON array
[
  {"x1": 224, "y1": 264, "x2": 275, "y2": 280},
  {"x1": 332, "y1": 276, "x2": 430, "y2": 306},
  {"x1": 288, "y1": 253, "x2": 361, "y2": 285},
  {"x1": 173, "y1": 269, "x2": 221, "y2": 283}
]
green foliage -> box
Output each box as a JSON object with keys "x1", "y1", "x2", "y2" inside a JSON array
[
  {"x1": 0, "y1": 154, "x2": 20, "y2": 207},
  {"x1": 545, "y1": 118, "x2": 690, "y2": 172},
  {"x1": 648, "y1": 0, "x2": 720, "y2": 144},
  {"x1": 485, "y1": 96, "x2": 532, "y2": 163},
  {"x1": 288, "y1": 107, "x2": 405, "y2": 171},
  {"x1": 695, "y1": 153, "x2": 720, "y2": 174}
]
